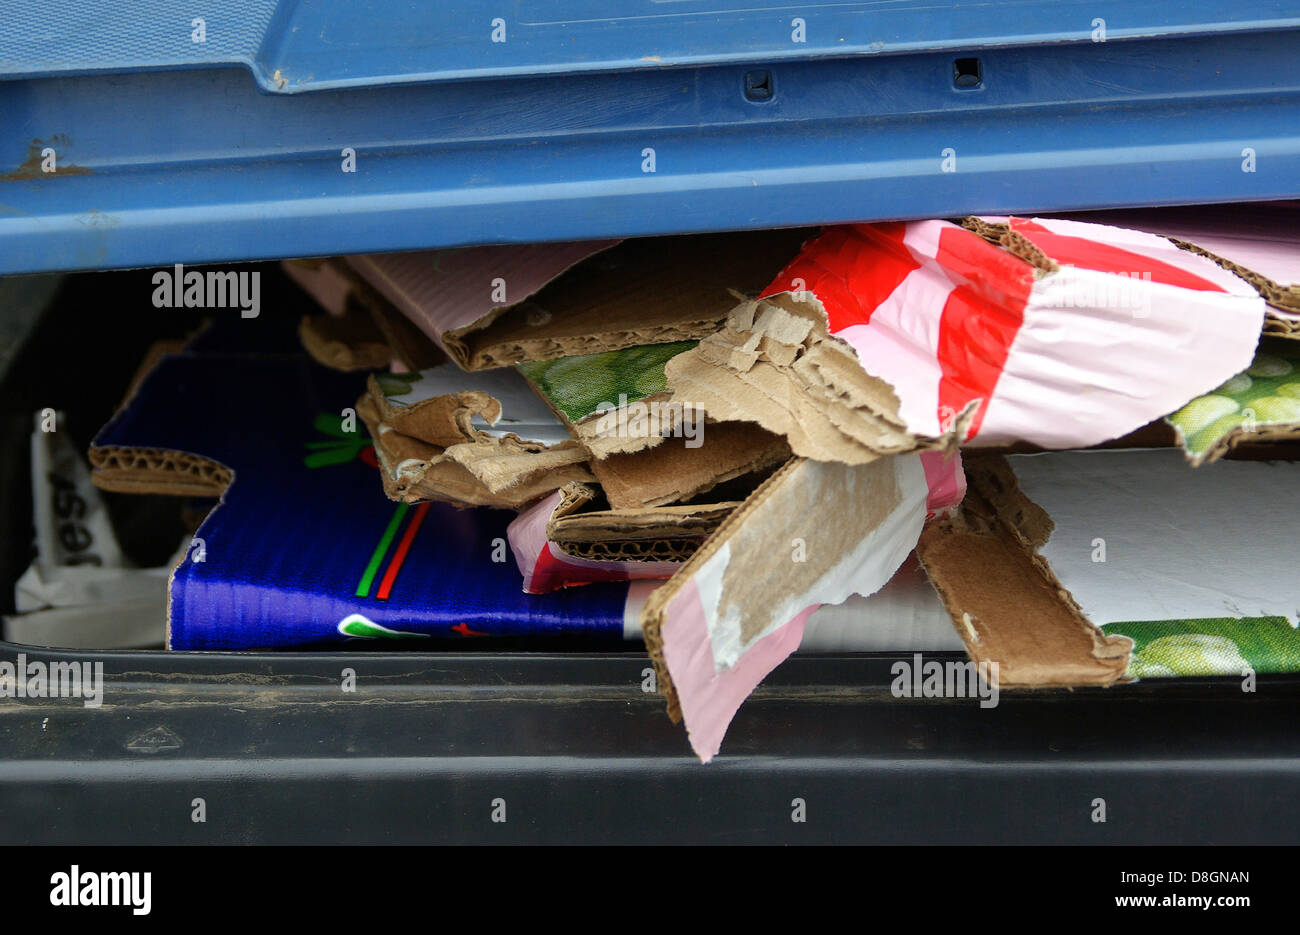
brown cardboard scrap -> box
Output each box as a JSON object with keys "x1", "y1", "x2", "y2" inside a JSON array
[
  {"x1": 357, "y1": 393, "x2": 591, "y2": 510},
  {"x1": 285, "y1": 258, "x2": 445, "y2": 371},
  {"x1": 545, "y1": 482, "x2": 738, "y2": 562},
  {"x1": 446, "y1": 230, "x2": 813, "y2": 370},
  {"x1": 363, "y1": 373, "x2": 508, "y2": 450},
  {"x1": 298, "y1": 309, "x2": 393, "y2": 372},
  {"x1": 354, "y1": 229, "x2": 813, "y2": 371},
  {"x1": 589, "y1": 421, "x2": 790, "y2": 509},
  {"x1": 915, "y1": 455, "x2": 1133, "y2": 687},
  {"x1": 440, "y1": 437, "x2": 591, "y2": 497},
  {"x1": 664, "y1": 291, "x2": 962, "y2": 464},
  {"x1": 569, "y1": 397, "x2": 757, "y2": 463}
]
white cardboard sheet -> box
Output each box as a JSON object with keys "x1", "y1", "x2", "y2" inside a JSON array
[{"x1": 1011, "y1": 449, "x2": 1300, "y2": 626}]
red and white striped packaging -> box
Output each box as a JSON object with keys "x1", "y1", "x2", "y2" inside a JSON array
[{"x1": 761, "y1": 217, "x2": 1266, "y2": 449}]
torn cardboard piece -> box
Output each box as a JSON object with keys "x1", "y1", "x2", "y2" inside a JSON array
[
  {"x1": 368, "y1": 365, "x2": 575, "y2": 450},
  {"x1": 508, "y1": 483, "x2": 740, "y2": 594},
  {"x1": 1050, "y1": 202, "x2": 1300, "y2": 330},
  {"x1": 667, "y1": 219, "x2": 1267, "y2": 461},
  {"x1": 298, "y1": 305, "x2": 393, "y2": 372},
  {"x1": 518, "y1": 340, "x2": 793, "y2": 490},
  {"x1": 918, "y1": 448, "x2": 1300, "y2": 687},
  {"x1": 358, "y1": 363, "x2": 594, "y2": 509},
  {"x1": 665, "y1": 291, "x2": 958, "y2": 464},
  {"x1": 517, "y1": 339, "x2": 719, "y2": 459},
  {"x1": 347, "y1": 229, "x2": 812, "y2": 371},
  {"x1": 915, "y1": 455, "x2": 1133, "y2": 688},
  {"x1": 642, "y1": 449, "x2": 966, "y2": 762},
  {"x1": 1166, "y1": 339, "x2": 1300, "y2": 465},
  {"x1": 285, "y1": 257, "x2": 445, "y2": 372},
  {"x1": 590, "y1": 420, "x2": 790, "y2": 510},
  {"x1": 357, "y1": 393, "x2": 592, "y2": 511}
]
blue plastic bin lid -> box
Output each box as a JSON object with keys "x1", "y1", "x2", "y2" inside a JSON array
[{"x1": 3, "y1": 0, "x2": 1299, "y2": 93}]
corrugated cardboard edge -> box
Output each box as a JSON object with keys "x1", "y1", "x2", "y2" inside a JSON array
[
  {"x1": 349, "y1": 241, "x2": 619, "y2": 371},
  {"x1": 89, "y1": 446, "x2": 232, "y2": 498},
  {"x1": 92, "y1": 338, "x2": 234, "y2": 497},
  {"x1": 436, "y1": 242, "x2": 623, "y2": 366},
  {"x1": 664, "y1": 291, "x2": 963, "y2": 464},
  {"x1": 958, "y1": 217, "x2": 1059, "y2": 274},
  {"x1": 568, "y1": 391, "x2": 683, "y2": 459},
  {"x1": 915, "y1": 454, "x2": 1133, "y2": 687},
  {"x1": 438, "y1": 230, "x2": 812, "y2": 370},
  {"x1": 447, "y1": 320, "x2": 726, "y2": 372},
  {"x1": 547, "y1": 484, "x2": 737, "y2": 562},
  {"x1": 1167, "y1": 237, "x2": 1300, "y2": 321}
]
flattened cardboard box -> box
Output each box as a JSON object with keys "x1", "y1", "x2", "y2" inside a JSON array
[
  {"x1": 545, "y1": 483, "x2": 740, "y2": 563},
  {"x1": 86, "y1": 329, "x2": 638, "y2": 648},
  {"x1": 347, "y1": 228, "x2": 813, "y2": 371}
]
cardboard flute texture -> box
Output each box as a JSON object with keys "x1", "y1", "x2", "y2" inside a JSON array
[
  {"x1": 507, "y1": 483, "x2": 737, "y2": 594},
  {"x1": 588, "y1": 420, "x2": 790, "y2": 510},
  {"x1": 346, "y1": 229, "x2": 813, "y2": 370}
]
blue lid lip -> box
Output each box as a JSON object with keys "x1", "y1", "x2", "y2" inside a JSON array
[{"x1": 3, "y1": 0, "x2": 1299, "y2": 93}]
